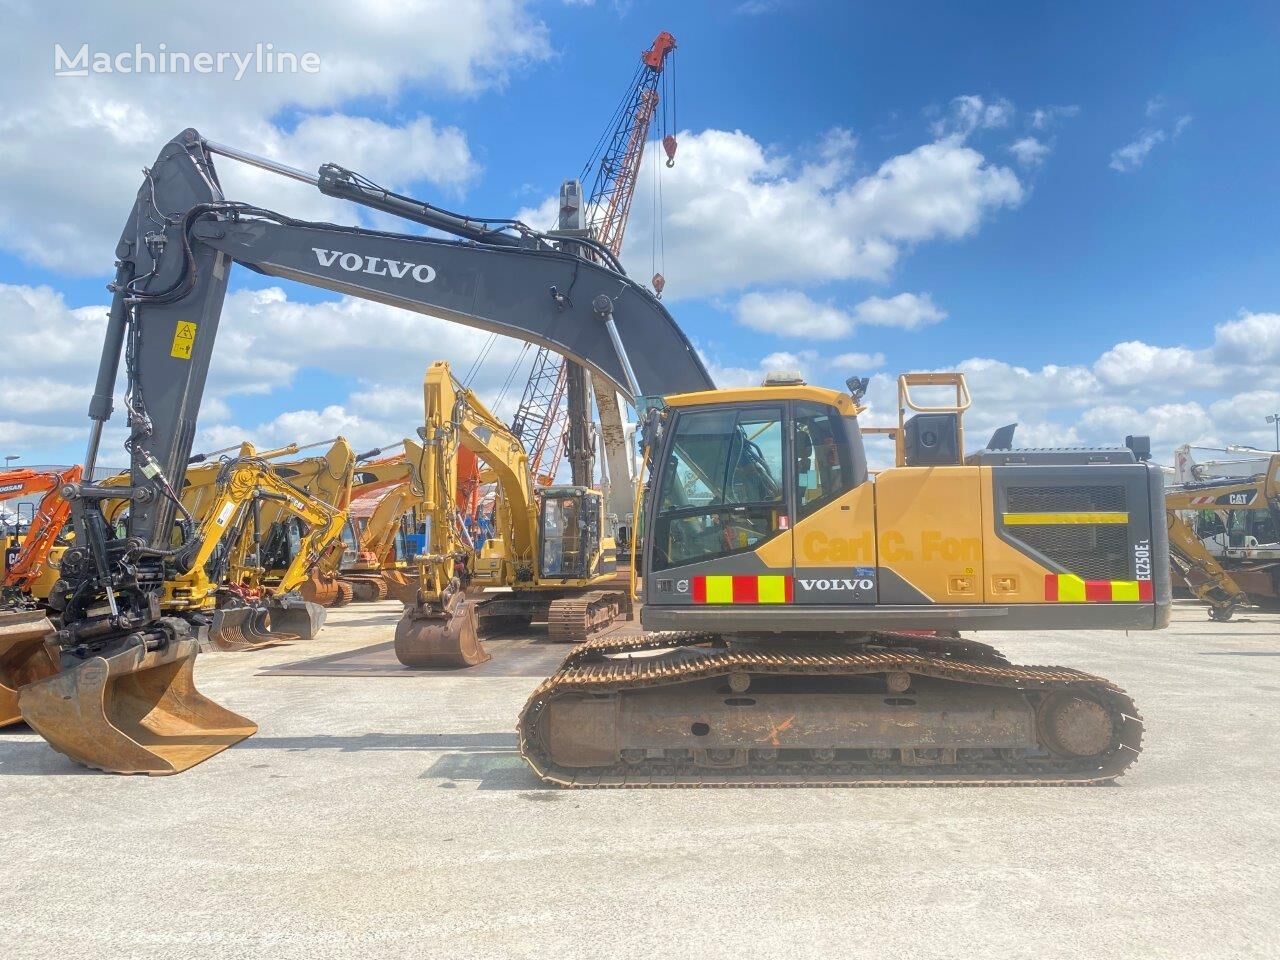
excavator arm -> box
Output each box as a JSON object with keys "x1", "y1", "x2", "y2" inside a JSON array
[
  {"x1": 65, "y1": 128, "x2": 711, "y2": 654},
  {"x1": 1, "y1": 466, "x2": 83, "y2": 596}
]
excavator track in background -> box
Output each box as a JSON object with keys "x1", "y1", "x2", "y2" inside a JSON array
[
  {"x1": 546, "y1": 590, "x2": 629, "y2": 643},
  {"x1": 343, "y1": 574, "x2": 390, "y2": 603},
  {"x1": 517, "y1": 631, "x2": 1142, "y2": 788},
  {"x1": 0, "y1": 610, "x2": 59, "y2": 727}
]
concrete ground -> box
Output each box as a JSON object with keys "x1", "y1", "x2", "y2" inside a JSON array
[{"x1": 1, "y1": 600, "x2": 1276, "y2": 960}]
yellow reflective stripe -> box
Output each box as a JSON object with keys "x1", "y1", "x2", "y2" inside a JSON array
[
  {"x1": 757, "y1": 576, "x2": 787, "y2": 604},
  {"x1": 704, "y1": 576, "x2": 734, "y2": 604},
  {"x1": 1056, "y1": 574, "x2": 1087, "y2": 602},
  {"x1": 1004, "y1": 512, "x2": 1129, "y2": 525},
  {"x1": 1111, "y1": 580, "x2": 1140, "y2": 602}
]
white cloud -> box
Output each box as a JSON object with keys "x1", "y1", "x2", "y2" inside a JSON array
[
  {"x1": 931, "y1": 95, "x2": 1014, "y2": 140},
  {"x1": 854, "y1": 293, "x2": 946, "y2": 330},
  {"x1": 1029, "y1": 105, "x2": 1080, "y2": 130},
  {"x1": 1110, "y1": 99, "x2": 1192, "y2": 174},
  {"x1": 1214, "y1": 311, "x2": 1280, "y2": 363},
  {"x1": 1009, "y1": 136, "x2": 1051, "y2": 167},
  {"x1": 1109, "y1": 129, "x2": 1166, "y2": 172},
  {"x1": 732, "y1": 290, "x2": 945, "y2": 340},
  {"x1": 616, "y1": 123, "x2": 1022, "y2": 299},
  {"x1": 735, "y1": 291, "x2": 854, "y2": 339},
  {"x1": 0, "y1": 0, "x2": 550, "y2": 272},
  {"x1": 830, "y1": 352, "x2": 886, "y2": 370}
]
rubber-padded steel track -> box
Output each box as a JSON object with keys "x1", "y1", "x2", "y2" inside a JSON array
[
  {"x1": 546, "y1": 590, "x2": 627, "y2": 643},
  {"x1": 517, "y1": 631, "x2": 1143, "y2": 788}
]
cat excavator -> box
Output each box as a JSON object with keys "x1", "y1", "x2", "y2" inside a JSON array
[
  {"x1": 1165, "y1": 455, "x2": 1280, "y2": 620},
  {"x1": 338, "y1": 452, "x2": 412, "y2": 601},
  {"x1": 394, "y1": 361, "x2": 624, "y2": 668},
  {"x1": 0, "y1": 129, "x2": 1169, "y2": 783}
]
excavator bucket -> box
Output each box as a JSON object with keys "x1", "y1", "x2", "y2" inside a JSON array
[
  {"x1": 0, "y1": 610, "x2": 60, "y2": 727},
  {"x1": 383, "y1": 570, "x2": 421, "y2": 604},
  {"x1": 265, "y1": 597, "x2": 327, "y2": 642},
  {"x1": 17, "y1": 637, "x2": 257, "y2": 774},
  {"x1": 394, "y1": 594, "x2": 489, "y2": 668},
  {"x1": 208, "y1": 605, "x2": 299, "y2": 651},
  {"x1": 299, "y1": 570, "x2": 353, "y2": 608}
]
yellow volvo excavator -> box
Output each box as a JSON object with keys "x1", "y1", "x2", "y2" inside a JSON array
[
  {"x1": 1165, "y1": 455, "x2": 1280, "y2": 620},
  {"x1": 0, "y1": 130, "x2": 1169, "y2": 783},
  {"x1": 394, "y1": 361, "x2": 624, "y2": 667}
]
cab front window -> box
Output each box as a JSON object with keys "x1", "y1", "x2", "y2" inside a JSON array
[{"x1": 652, "y1": 406, "x2": 786, "y2": 572}]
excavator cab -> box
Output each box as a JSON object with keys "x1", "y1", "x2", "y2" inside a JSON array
[{"x1": 537, "y1": 487, "x2": 606, "y2": 580}]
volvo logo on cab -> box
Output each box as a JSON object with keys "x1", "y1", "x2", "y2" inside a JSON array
[{"x1": 312, "y1": 248, "x2": 436, "y2": 283}]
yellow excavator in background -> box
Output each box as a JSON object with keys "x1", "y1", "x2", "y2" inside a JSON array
[
  {"x1": 245, "y1": 438, "x2": 357, "y2": 609},
  {"x1": 338, "y1": 452, "x2": 412, "y2": 601},
  {"x1": 1165, "y1": 455, "x2": 1280, "y2": 620},
  {"x1": 340, "y1": 478, "x2": 421, "y2": 602},
  {"x1": 96, "y1": 446, "x2": 343, "y2": 649},
  {"x1": 394, "y1": 361, "x2": 624, "y2": 667}
]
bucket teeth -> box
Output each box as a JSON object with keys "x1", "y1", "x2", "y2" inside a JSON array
[
  {"x1": 0, "y1": 610, "x2": 59, "y2": 727},
  {"x1": 18, "y1": 636, "x2": 257, "y2": 775}
]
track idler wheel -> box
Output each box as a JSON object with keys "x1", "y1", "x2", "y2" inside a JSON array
[
  {"x1": 332, "y1": 580, "x2": 354, "y2": 607},
  {"x1": 0, "y1": 610, "x2": 59, "y2": 727},
  {"x1": 394, "y1": 593, "x2": 488, "y2": 668},
  {"x1": 18, "y1": 623, "x2": 257, "y2": 775},
  {"x1": 1037, "y1": 691, "x2": 1117, "y2": 758},
  {"x1": 346, "y1": 576, "x2": 388, "y2": 603}
]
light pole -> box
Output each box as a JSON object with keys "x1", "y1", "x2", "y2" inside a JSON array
[
  {"x1": 3, "y1": 455, "x2": 18, "y2": 469},
  {"x1": 1267, "y1": 414, "x2": 1280, "y2": 451}
]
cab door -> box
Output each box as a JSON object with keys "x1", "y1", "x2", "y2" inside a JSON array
[{"x1": 644, "y1": 403, "x2": 793, "y2": 608}]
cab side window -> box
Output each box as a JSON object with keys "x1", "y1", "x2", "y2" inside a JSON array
[{"x1": 793, "y1": 401, "x2": 856, "y2": 519}]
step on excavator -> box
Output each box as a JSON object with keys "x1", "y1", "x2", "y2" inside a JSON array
[
  {"x1": 1165, "y1": 455, "x2": 1280, "y2": 620},
  {"x1": 394, "y1": 361, "x2": 625, "y2": 667},
  {"x1": 2, "y1": 128, "x2": 1169, "y2": 781}
]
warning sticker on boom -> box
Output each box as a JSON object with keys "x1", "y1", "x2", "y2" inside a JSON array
[{"x1": 170, "y1": 321, "x2": 197, "y2": 359}]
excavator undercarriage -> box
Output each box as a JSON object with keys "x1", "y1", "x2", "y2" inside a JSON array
[{"x1": 518, "y1": 631, "x2": 1143, "y2": 787}]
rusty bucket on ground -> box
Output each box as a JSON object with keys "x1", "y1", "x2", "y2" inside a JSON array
[
  {"x1": 0, "y1": 610, "x2": 60, "y2": 727},
  {"x1": 394, "y1": 593, "x2": 489, "y2": 668},
  {"x1": 207, "y1": 598, "x2": 324, "y2": 650},
  {"x1": 17, "y1": 637, "x2": 257, "y2": 775},
  {"x1": 265, "y1": 597, "x2": 326, "y2": 642},
  {"x1": 383, "y1": 570, "x2": 421, "y2": 604}
]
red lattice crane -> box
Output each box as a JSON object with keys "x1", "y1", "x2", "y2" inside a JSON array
[{"x1": 510, "y1": 31, "x2": 678, "y2": 483}]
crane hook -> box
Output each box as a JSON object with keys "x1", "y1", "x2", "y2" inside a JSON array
[{"x1": 663, "y1": 134, "x2": 677, "y2": 168}]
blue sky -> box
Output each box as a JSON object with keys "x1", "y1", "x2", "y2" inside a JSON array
[{"x1": 1, "y1": 0, "x2": 1279, "y2": 470}]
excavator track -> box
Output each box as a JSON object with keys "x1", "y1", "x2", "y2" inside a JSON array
[
  {"x1": 517, "y1": 631, "x2": 1142, "y2": 788},
  {"x1": 343, "y1": 574, "x2": 389, "y2": 603},
  {"x1": 546, "y1": 590, "x2": 628, "y2": 643}
]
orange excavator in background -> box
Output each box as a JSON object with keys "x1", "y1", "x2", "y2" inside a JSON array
[{"x1": 1, "y1": 465, "x2": 83, "y2": 605}]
